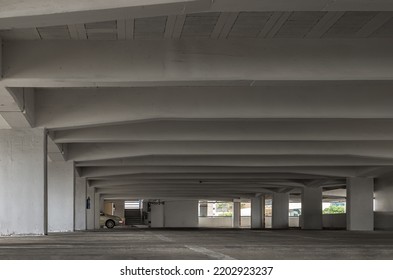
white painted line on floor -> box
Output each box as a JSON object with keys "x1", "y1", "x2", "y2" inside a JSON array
[{"x1": 184, "y1": 245, "x2": 236, "y2": 260}]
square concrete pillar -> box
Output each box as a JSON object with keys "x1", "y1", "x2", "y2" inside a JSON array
[
  {"x1": 272, "y1": 193, "x2": 289, "y2": 229},
  {"x1": 0, "y1": 129, "x2": 47, "y2": 235},
  {"x1": 86, "y1": 186, "x2": 95, "y2": 230},
  {"x1": 233, "y1": 201, "x2": 241, "y2": 228},
  {"x1": 375, "y1": 176, "x2": 393, "y2": 230},
  {"x1": 251, "y1": 196, "x2": 265, "y2": 229},
  {"x1": 301, "y1": 187, "x2": 322, "y2": 229},
  {"x1": 347, "y1": 177, "x2": 374, "y2": 231},
  {"x1": 75, "y1": 174, "x2": 86, "y2": 230},
  {"x1": 94, "y1": 194, "x2": 102, "y2": 229},
  {"x1": 48, "y1": 161, "x2": 74, "y2": 232}
]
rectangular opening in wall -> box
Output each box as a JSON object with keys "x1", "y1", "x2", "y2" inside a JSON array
[
  {"x1": 240, "y1": 200, "x2": 251, "y2": 228},
  {"x1": 198, "y1": 200, "x2": 233, "y2": 228},
  {"x1": 265, "y1": 195, "x2": 272, "y2": 228}
]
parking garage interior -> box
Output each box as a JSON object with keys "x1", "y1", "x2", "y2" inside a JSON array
[{"x1": 2, "y1": 0, "x2": 393, "y2": 260}]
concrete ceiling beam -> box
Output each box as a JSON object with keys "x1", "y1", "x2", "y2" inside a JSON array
[
  {"x1": 53, "y1": 119, "x2": 393, "y2": 143},
  {"x1": 66, "y1": 141, "x2": 393, "y2": 161},
  {"x1": 0, "y1": 0, "x2": 211, "y2": 29},
  {"x1": 75, "y1": 154, "x2": 393, "y2": 167},
  {"x1": 2, "y1": 0, "x2": 393, "y2": 30},
  {"x1": 30, "y1": 83, "x2": 393, "y2": 129},
  {"x1": 81, "y1": 166, "x2": 359, "y2": 178},
  {"x1": 2, "y1": 39, "x2": 393, "y2": 88}
]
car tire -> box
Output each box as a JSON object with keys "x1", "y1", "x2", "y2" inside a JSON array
[{"x1": 105, "y1": 219, "x2": 115, "y2": 229}]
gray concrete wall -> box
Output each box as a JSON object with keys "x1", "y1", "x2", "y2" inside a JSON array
[
  {"x1": 75, "y1": 174, "x2": 86, "y2": 230},
  {"x1": 164, "y1": 200, "x2": 198, "y2": 228},
  {"x1": 0, "y1": 129, "x2": 46, "y2": 235},
  {"x1": 48, "y1": 161, "x2": 74, "y2": 232},
  {"x1": 322, "y1": 214, "x2": 346, "y2": 229}
]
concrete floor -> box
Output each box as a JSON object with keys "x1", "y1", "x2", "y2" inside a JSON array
[{"x1": 1, "y1": 228, "x2": 393, "y2": 259}]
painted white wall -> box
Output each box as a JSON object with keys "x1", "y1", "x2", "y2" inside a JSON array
[
  {"x1": 74, "y1": 174, "x2": 86, "y2": 230},
  {"x1": 48, "y1": 161, "x2": 74, "y2": 232},
  {"x1": 164, "y1": 200, "x2": 198, "y2": 228},
  {"x1": 0, "y1": 129, "x2": 46, "y2": 235}
]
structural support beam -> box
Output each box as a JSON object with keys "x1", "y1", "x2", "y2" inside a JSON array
[
  {"x1": 94, "y1": 193, "x2": 102, "y2": 229},
  {"x1": 86, "y1": 186, "x2": 95, "y2": 230},
  {"x1": 3, "y1": 40, "x2": 393, "y2": 88},
  {"x1": 76, "y1": 155, "x2": 393, "y2": 168},
  {"x1": 28, "y1": 82, "x2": 393, "y2": 129},
  {"x1": 346, "y1": 177, "x2": 374, "y2": 231},
  {"x1": 54, "y1": 119, "x2": 393, "y2": 143},
  {"x1": 272, "y1": 193, "x2": 289, "y2": 229},
  {"x1": 301, "y1": 187, "x2": 322, "y2": 229},
  {"x1": 81, "y1": 166, "x2": 358, "y2": 179},
  {"x1": 75, "y1": 174, "x2": 87, "y2": 230},
  {"x1": 0, "y1": 0, "x2": 213, "y2": 29},
  {"x1": 251, "y1": 196, "x2": 265, "y2": 229},
  {"x1": 0, "y1": 87, "x2": 34, "y2": 128},
  {"x1": 233, "y1": 200, "x2": 241, "y2": 228},
  {"x1": 67, "y1": 141, "x2": 393, "y2": 161}
]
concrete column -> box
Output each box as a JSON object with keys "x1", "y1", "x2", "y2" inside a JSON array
[
  {"x1": 75, "y1": 174, "x2": 86, "y2": 230},
  {"x1": 251, "y1": 196, "x2": 265, "y2": 229},
  {"x1": 86, "y1": 186, "x2": 95, "y2": 230},
  {"x1": 199, "y1": 201, "x2": 208, "y2": 217},
  {"x1": 233, "y1": 201, "x2": 241, "y2": 228},
  {"x1": 347, "y1": 177, "x2": 374, "y2": 231},
  {"x1": 375, "y1": 175, "x2": 393, "y2": 230},
  {"x1": 94, "y1": 193, "x2": 101, "y2": 229},
  {"x1": 272, "y1": 193, "x2": 289, "y2": 229},
  {"x1": 301, "y1": 187, "x2": 322, "y2": 229},
  {"x1": 0, "y1": 128, "x2": 46, "y2": 235},
  {"x1": 48, "y1": 161, "x2": 74, "y2": 232}
]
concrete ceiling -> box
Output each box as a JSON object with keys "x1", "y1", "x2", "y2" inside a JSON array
[
  {"x1": 2, "y1": 11, "x2": 393, "y2": 40},
  {"x1": 1, "y1": 0, "x2": 393, "y2": 200}
]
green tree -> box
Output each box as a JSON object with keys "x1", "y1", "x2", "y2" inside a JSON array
[{"x1": 323, "y1": 205, "x2": 345, "y2": 214}]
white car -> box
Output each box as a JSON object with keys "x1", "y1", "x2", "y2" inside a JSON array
[{"x1": 99, "y1": 213, "x2": 123, "y2": 229}]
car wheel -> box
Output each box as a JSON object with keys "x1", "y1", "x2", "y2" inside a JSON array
[{"x1": 105, "y1": 219, "x2": 115, "y2": 229}]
